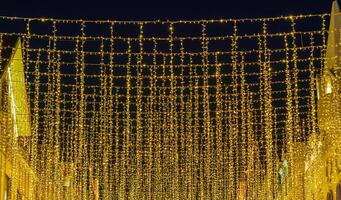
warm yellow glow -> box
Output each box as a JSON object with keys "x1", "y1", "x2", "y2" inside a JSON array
[
  {"x1": 5, "y1": 39, "x2": 31, "y2": 137},
  {"x1": 326, "y1": 81, "x2": 332, "y2": 94},
  {"x1": 7, "y1": 67, "x2": 18, "y2": 137},
  {"x1": 0, "y1": 10, "x2": 340, "y2": 200}
]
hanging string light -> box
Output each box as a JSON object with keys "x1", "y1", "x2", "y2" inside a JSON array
[{"x1": 0, "y1": 13, "x2": 335, "y2": 199}]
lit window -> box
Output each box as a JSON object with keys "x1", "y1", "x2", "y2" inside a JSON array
[
  {"x1": 4, "y1": 175, "x2": 11, "y2": 200},
  {"x1": 326, "y1": 81, "x2": 332, "y2": 94},
  {"x1": 17, "y1": 191, "x2": 22, "y2": 200},
  {"x1": 337, "y1": 183, "x2": 341, "y2": 200},
  {"x1": 327, "y1": 190, "x2": 334, "y2": 200}
]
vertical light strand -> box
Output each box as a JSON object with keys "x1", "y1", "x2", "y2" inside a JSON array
[
  {"x1": 201, "y1": 22, "x2": 212, "y2": 199},
  {"x1": 289, "y1": 17, "x2": 301, "y2": 143},
  {"x1": 55, "y1": 50, "x2": 62, "y2": 199},
  {"x1": 152, "y1": 39, "x2": 162, "y2": 200},
  {"x1": 214, "y1": 52, "x2": 223, "y2": 200},
  {"x1": 133, "y1": 22, "x2": 144, "y2": 198},
  {"x1": 22, "y1": 19, "x2": 35, "y2": 200},
  {"x1": 148, "y1": 38, "x2": 156, "y2": 199},
  {"x1": 168, "y1": 22, "x2": 180, "y2": 199},
  {"x1": 44, "y1": 25, "x2": 54, "y2": 199},
  {"x1": 27, "y1": 25, "x2": 41, "y2": 199},
  {"x1": 122, "y1": 38, "x2": 131, "y2": 199},
  {"x1": 113, "y1": 84, "x2": 120, "y2": 200},
  {"x1": 73, "y1": 23, "x2": 80, "y2": 199},
  {"x1": 262, "y1": 20, "x2": 274, "y2": 200},
  {"x1": 108, "y1": 22, "x2": 115, "y2": 199},
  {"x1": 192, "y1": 53, "x2": 200, "y2": 198},
  {"x1": 254, "y1": 129, "x2": 262, "y2": 199},
  {"x1": 50, "y1": 20, "x2": 58, "y2": 197},
  {"x1": 161, "y1": 53, "x2": 169, "y2": 199},
  {"x1": 230, "y1": 19, "x2": 238, "y2": 200},
  {"x1": 52, "y1": 21, "x2": 63, "y2": 199},
  {"x1": 321, "y1": 15, "x2": 327, "y2": 75},
  {"x1": 146, "y1": 37, "x2": 154, "y2": 200},
  {"x1": 239, "y1": 52, "x2": 247, "y2": 200},
  {"x1": 227, "y1": 94, "x2": 235, "y2": 200},
  {"x1": 178, "y1": 38, "x2": 186, "y2": 200},
  {"x1": 71, "y1": 35, "x2": 79, "y2": 199},
  {"x1": 246, "y1": 88, "x2": 255, "y2": 200},
  {"x1": 308, "y1": 33, "x2": 317, "y2": 145},
  {"x1": 99, "y1": 37, "x2": 108, "y2": 199},
  {"x1": 31, "y1": 48, "x2": 40, "y2": 173},
  {"x1": 283, "y1": 35, "x2": 294, "y2": 194},
  {"x1": 79, "y1": 20, "x2": 87, "y2": 199},
  {"x1": 221, "y1": 67, "x2": 229, "y2": 199},
  {"x1": 257, "y1": 32, "x2": 266, "y2": 199},
  {"x1": 23, "y1": 19, "x2": 33, "y2": 169},
  {"x1": 186, "y1": 52, "x2": 195, "y2": 200},
  {"x1": 88, "y1": 94, "x2": 96, "y2": 200}
]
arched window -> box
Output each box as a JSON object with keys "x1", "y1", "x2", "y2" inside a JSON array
[
  {"x1": 327, "y1": 190, "x2": 334, "y2": 200},
  {"x1": 337, "y1": 183, "x2": 341, "y2": 200},
  {"x1": 324, "y1": 73, "x2": 333, "y2": 94},
  {"x1": 326, "y1": 80, "x2": 332, "y2": 94}
]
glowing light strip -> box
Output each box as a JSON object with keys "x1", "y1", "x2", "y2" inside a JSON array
[{"x1": 8, "y1": 65, "x2": 18, "y2": 137}]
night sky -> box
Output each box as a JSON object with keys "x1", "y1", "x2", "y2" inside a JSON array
[{"x1": 0, "y1": 0, "x2": 336, "y2": 20}]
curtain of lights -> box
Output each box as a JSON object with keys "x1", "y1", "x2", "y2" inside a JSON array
[{"x1": 0, "y1": 14, "x2": 329, "y2": 199}]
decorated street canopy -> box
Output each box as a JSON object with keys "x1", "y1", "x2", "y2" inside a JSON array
[{"x1": 0, "y1": 9, "x2": 337, "y2": 199}]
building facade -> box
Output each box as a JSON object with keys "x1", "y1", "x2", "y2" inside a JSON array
[
  {"x1": 275, "y1": 2, "x2": 341, "y2": 200},
  {"x1": 0, "y1": 38, "x2": 37, "y2": 200}
]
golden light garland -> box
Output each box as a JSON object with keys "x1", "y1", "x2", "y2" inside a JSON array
[{"x1": 0, "y1": 13, "x2": 339, "y2": 200}]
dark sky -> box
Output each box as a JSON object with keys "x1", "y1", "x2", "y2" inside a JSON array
[{"x1": 0, "y1": 0, "x2": 336, "y2": 20}]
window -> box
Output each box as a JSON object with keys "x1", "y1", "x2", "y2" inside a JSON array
[
  {"x1": 326, "y1": 81, "x2": 332, "y2": 94},
  {"x1": 327, "y1": 190, "x2": 334, "y2": 200},
  {"x1": 325, "y1": 74, "x2": 332, "y2": 94},
  {"x1": 337, "y1": 183, "x2": 341, "y2": 200},
  {"x1": 17, "y1": 191, "x2": 22, "y2": 200},
  {"x1": 4, "y1": 175, "x2": 11, "y2": 200}
]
